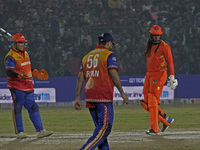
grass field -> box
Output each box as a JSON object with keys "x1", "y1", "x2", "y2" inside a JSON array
[{"x1": 0, "y1": 104, "x2": 200, "y2": 150}]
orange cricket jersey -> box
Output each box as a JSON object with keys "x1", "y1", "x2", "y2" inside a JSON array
[
  {"x1": 146, "y1": 40, "x2": 174, "y2": 75},
  {"x1": 82, "y1": 45, "x2": 116, "y2": 102},
  {"x1": 5, "y1": 48, "x2": 34, "y2": 92}
]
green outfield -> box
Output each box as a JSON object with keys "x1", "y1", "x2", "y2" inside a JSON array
[
  {"x1": 0, "y1": 104, "x2": 199, "y2": 133},
  {"x1": 0, "y1": 103, "x2": 200, "y2": 150}
]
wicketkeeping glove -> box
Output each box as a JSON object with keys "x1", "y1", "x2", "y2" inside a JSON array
[
  {"x1": 167, "y1": 75, "x2": 178, "y2": 90},
  {"x1": 32, "y1": 69, "x2": 49, "y2": 80}
]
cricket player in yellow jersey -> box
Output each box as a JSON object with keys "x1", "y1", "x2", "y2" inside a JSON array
[
  {"x1": 74, "y1": 33, "x2": 129, "y2": 149},
  {"x1": 140, "y1": 25, "x2": 178, "y2": 135},
  {"x1": 5, "y1": 33, "x2": 53, "y2": 139}
]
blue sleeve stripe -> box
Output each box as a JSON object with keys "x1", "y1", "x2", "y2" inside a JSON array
[
  {"x1": 107, "y1": 53, "x2": 118, "y2": 68},
  {"x1": 5, "y1": 66, "x2": 15, "y2": 69},
  {"x1": 5, "y1": 57, "x2": 16, "y2": 68}
]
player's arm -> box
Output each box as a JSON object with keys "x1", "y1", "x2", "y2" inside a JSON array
[
  {"x1": 164, "y1": 44, "x2": 174, "y2": 75},
  {"x1": 74, "y1": 68, "x2": 84, "y2": 110},
  {"x1": 109, "y1": 69, "x2": 129, "y2": 104},
  {"x1": 6, "y1": 70, "x2": 18, "y2": 78},
  {"x1": 107, "y1": 53, "x2": 129, "y2": 104},
  {"x1": 164, "y1": 45, "x2": 178, "y2": 90},
  {"x1": 5, "y1": 57, "x2": 18, "y2": 78},
  {"x1": 75, "y1": 71, "x2": 84, "y2": 100}
]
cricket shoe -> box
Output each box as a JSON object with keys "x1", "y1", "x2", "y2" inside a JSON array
[
  {"x1": 146, "y1": 129, "x2": 159, "y2": 135},
  {"x1": 17, "y1": 132, "x2": 27, "y2": 139},
  {"x1": 37, "y1": 129, "x2": 53, "y2": 138},
  {"x1": 161, "y1": 117, "x2": 174, "y2": 132}
]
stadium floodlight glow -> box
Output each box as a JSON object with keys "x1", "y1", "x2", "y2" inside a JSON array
[
  {"x1": 0, "y1": 28, "x2": 12, "y2": 38},
  {"x1": 7, "y1": 32, "x2": 12, "y2": 36},
  {"x1": 0, "y1": 28, "x2": 6, "y2": 32}
]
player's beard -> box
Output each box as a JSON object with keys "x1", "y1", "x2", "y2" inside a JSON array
[{"x1": 15, "y1": 43, "x2": 25, "y2": 52}]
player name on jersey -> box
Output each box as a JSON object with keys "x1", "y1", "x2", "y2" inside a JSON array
[{"x1": 86, "y1": 70, "x2": 99, "y2": 77}]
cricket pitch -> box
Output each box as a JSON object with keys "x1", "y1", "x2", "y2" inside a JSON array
[{"x1": 1, "y1": 130, "x2": 200, "y2": 150}]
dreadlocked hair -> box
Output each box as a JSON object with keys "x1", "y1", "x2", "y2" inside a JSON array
[{"x1": 144, "y1": 39, "x2": 152, "y2": 56}]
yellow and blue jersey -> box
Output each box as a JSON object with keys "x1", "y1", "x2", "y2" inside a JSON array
[
  {"x1": 81, "y1": 45, "x2": 118, "y2": 103},
  {"x1": 5, "y1": 48, "x2": 33, "y2": 92}
]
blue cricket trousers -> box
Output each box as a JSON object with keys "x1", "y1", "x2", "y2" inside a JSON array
[
  {"x1": 10, "y1": 89, "x2": 43, "y2": 133},
  {"x1": 81, "y1": 102, "x2": 114, "y2": 150}
]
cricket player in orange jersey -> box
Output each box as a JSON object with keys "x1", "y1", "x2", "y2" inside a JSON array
[
  {"x1": 140, "y1": 25, "x2": 178, "y2": 135},
  {"x1": 5, "y1": 33, "x2": 53, "y2": 139},
  {"x1": 74, "y1": 33, "x2": 129, "y2": 149}
]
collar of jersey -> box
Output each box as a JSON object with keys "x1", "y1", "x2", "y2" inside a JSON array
[{"x1": 95, "y1": 45, "x2": 107, "y2": 50}]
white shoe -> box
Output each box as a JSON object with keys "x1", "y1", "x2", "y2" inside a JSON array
[
  {"x1": 146, "y1": 129, "x2": 159, "y2": 135},
  {"x1": 17, "y1": 132, "x2": 27, "y2": 139},
  {"x1": 37, "y1": 129, "x2": 53, "y2": 138}
]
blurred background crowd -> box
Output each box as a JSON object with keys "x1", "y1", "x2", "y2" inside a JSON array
[{"x1": 0, "y1": 0, "x2": 199, "y2": 77}]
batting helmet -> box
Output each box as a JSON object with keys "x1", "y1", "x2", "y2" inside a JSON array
[
  {"x1": 149, "y1": 25, "x2": 162, "y2": 35},
  {"x1": 149, "y1": 25, "x2": 162, "y2": 44},
  {"x1": 11, "y1": 33, "x2": 28, "y2": 43}
]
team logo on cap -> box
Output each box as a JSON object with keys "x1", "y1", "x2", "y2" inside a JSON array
[
  {"x1": 155, "y1": 27, "x2": 159, "y2": 31},
  {"x1": 99, "y1": 34, "x2": 104, "y2": 41}
]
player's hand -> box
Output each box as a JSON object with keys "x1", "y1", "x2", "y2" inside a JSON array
[
  {"x1": 167, "y1": 75, "x2": 178, "y2": 90},
  {"x1": 18, "y1": 73, "x2": 33, "y2": 80},
  {"x1": 32, "y1": 69, "x2": 49, "y2": 80},
  {"x1": 121, "y1": 93, "x2": 129, "y2": 104},
  {"x1": 74, "y1": 99, "x2": 81, "y2": 110}
]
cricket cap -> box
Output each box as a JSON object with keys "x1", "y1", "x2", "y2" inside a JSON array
[{"x1": 99, "y1": 33, "x2": 118, "y2": 45}]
